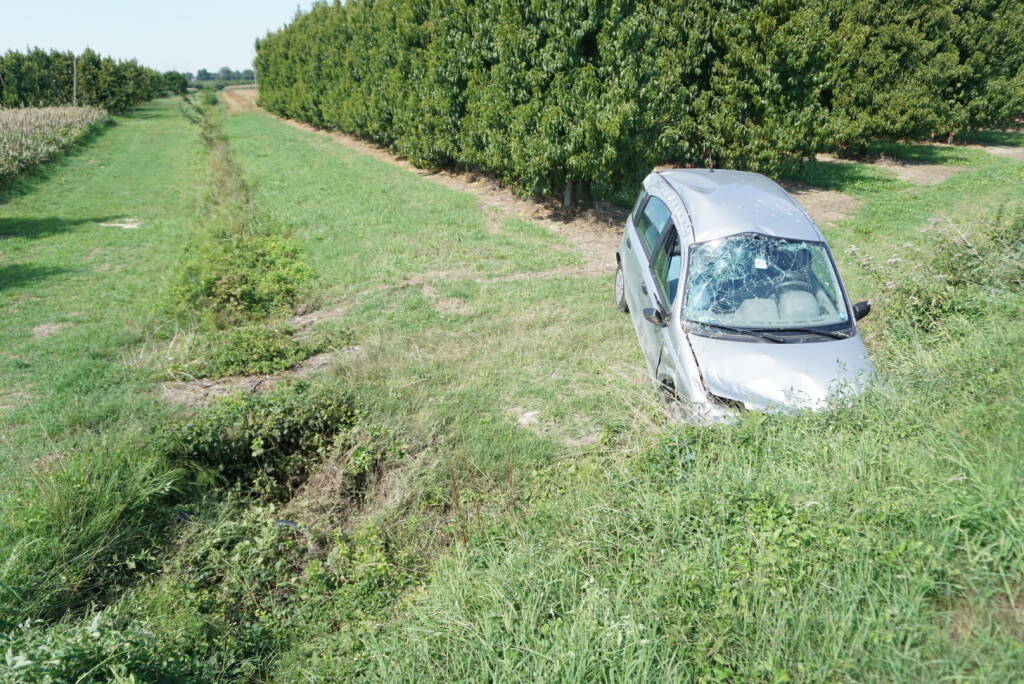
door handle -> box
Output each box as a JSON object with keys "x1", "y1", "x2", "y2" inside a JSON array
[
  {"x1": 626, "y1": 238, "x2": 632, "y2": 249},
  {"x1": 641, "y1": 283, "x2": 648, "y2": 295}
]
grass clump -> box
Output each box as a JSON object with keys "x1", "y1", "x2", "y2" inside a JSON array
[
  {"x1": 0, "y1": 445, "x2": 183, "y2": 630},
  {"x1": 853, "y1": 207, "x2": 1023, "y2": 331},
  {"x1": 0, "y1": 381, "x2": 366, "y2": 635}
]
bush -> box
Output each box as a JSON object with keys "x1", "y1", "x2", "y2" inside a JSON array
[
  {"x1": 164, "y1": 381, "x2": 360, "y2": 502},
  {"x1": 200, "y1": 87, "x2": 219, "y2": 107},
  {"x1": 254, "y1": 1, "x2": 1024, "y2": 201},
  {"x1": 174, "y1": 224, "x2": 314, "y2": 325}
]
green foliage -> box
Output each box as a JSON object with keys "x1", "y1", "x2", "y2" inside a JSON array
[
  {"x1": 173, "y1": 100, "x2": 315, "y2": 326},
  {"x1": 0, "y1": 613, "x2": 204, "y2": 683},
  {"x1": 174, "y1": 229, "x2": 314, "y2": 324},
  {"x1": 254, "y1": 0, "x2": 1024, "y2": 201},
  {"x1": 161, "y1": 71, "x2": 189, "y2": 95},
  {"x1": 199, "y1": 86, "x2": 219, "y2": 107},
  {"x1": 0, "y1": 446, "x2": 184, "y2": 630},
  {"x1": 164, "y1": 381, "x2": 360, "y2": 502},
  {"x1": 0, "y1": 47, "x2": 162, "y2": 112}
]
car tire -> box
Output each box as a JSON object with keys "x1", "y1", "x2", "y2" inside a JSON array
[{"x1": 614, "y1": 262, "x2": 629, "y2": 313}]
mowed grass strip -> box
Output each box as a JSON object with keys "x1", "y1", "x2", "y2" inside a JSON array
[{"x1": 0, "y1": 99, "x2": 198, "y2": 470}]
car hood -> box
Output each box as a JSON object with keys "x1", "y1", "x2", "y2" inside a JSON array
[{"x1": 687, "y1": 333, "x2": 875, "y2": 411}]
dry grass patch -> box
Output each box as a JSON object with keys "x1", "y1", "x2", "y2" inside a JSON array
[{"x1": 31, "y1": 322, "x2": 72, "y2": 339}]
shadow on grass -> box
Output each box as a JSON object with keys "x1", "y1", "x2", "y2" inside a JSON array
[
  {"x1": 0, "y1": 263, "x2": 70, "y2": 292},
  {"x1": 0, "y1": 216, "x2": 119, "y2": 241},
  {"x1": 786, "y1": 158, "x2": 895, "y2": 196},
  {"x1": 959, "y1": 130, "x2": 1024, "y2": 147},
  {"x1": 864, "y1": 141, "x2": 978, "y2": 165}
]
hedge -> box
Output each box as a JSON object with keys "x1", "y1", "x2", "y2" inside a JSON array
[
  {"x1": 255, "y1": 0, "x2": 1024, "y2": 202},
  {"x1": 0, "y1": 48, "x2": 163, "y2": 113}
]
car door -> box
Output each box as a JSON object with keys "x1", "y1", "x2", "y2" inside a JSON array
[{"x1": 622, "y1": 194, "x2": 674, "y2": 375}]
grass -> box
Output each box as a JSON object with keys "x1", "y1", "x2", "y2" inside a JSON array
[
  {"x1": 0, "y1": 99, "x2": 195, "y2": 471},
  {"x1": 0, "y1": 96, "x2": 1022, "y2": 681}
]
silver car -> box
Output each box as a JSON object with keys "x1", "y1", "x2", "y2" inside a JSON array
[{"x1": 614, "y1": 169, "x2": 874, "y2": 421}]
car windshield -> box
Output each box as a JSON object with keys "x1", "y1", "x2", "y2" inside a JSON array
[{"x1": 683, "y1": 234, "x2": 849, "y2": 330}]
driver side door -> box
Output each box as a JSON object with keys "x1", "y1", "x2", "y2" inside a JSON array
[{"x1": 622, "y1": 193, "x2": 674, "y2": 376}]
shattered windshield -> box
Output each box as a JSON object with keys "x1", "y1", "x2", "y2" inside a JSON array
[{"x1": 683, "y1": 234, "x2": 849, "y2": 330}]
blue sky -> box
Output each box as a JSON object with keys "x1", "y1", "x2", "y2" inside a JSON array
[{"x1": 0, "y1": 1, "x2": 317, "y2": 74}]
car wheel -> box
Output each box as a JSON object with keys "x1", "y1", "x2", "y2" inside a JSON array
[{"x1": 614, "y1": 263, "x2": 628, "y2": 313}]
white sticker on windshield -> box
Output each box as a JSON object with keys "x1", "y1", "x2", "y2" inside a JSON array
[{"x1": 754, "y1": 257, "x2": 767, "y2": 269}]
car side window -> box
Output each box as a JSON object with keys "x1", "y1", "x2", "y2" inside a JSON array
[
  {"x1": 635, "y1": 196, "x2": 671, "y2": 253},
  {"x1": 653, "y1": 229, "x2": 682, "y2": 303},
  {"x1": 631, "y1": 189, "x2": 648, "y2": 224}
]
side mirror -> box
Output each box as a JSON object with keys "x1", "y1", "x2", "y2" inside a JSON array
[
  {"x1": 852, "y1": 301, "x2": 871, "y2": 321},
  {"x1": 643, "y1": 307, "x2": 666, "y2": 326}
]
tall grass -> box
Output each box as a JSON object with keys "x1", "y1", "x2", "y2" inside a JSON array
[{"x1": 347, "y1": 209, "x2": 1024, "y2": 681}]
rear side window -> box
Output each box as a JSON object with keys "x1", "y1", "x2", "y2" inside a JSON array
[
  {"x1": 631, "y1": 189, "x2": 648, "y2": 223},
  {"x1": 635, "y1": 196, "x2": 671, "y2": 253}
]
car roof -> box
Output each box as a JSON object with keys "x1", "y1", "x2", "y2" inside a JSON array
[{"x1": 645, "y1": 169, "x2": 824, "y2": 243}]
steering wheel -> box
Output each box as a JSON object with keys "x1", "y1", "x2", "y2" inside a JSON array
[{"x1": 777, "y1": 278, "x2": 813, "y2": 292}]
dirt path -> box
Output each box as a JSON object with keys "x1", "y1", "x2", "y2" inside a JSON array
[{"x1": 220, "y1": 85, "x2": 260, "y2": 113}]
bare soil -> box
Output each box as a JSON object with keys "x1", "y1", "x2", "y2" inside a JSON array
[
  {"x1": 161, "y1": 347, "x2": 363, "y2": 406},
  {"x1": 779, "y1": 181, "x2": 864, "y2": 226},
  {"x1": 99, "y1": 218, "x2": 142, "y2": 229},
  {"x1": 220, "y1": 86, "x2": 260, "y2": 113}
]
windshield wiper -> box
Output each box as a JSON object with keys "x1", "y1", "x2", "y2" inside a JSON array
[
  {"x1": 770, "y1": 327, "x2": 851, "y2": 340},
  {"x1": 687, "y1": 320, "x2": 786, "y2": 343}
]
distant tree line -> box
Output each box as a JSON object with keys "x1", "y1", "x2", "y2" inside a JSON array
[
  {"x1": 190, "y1": 67, "x2": 255, "y2": 83},
  {"x1": 254, "y1": 0, "x2": 1024, "y2": 202},
  {"x1": 0, "y1": 48, "x2": 167, "y2": 112}
]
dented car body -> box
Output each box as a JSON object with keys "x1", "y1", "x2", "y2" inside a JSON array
[{"x1": 614, "y1": 169, "x2": 874, "y2": 420}]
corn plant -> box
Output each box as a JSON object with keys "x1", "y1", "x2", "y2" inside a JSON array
[{"x1": 0, "y1": 106, "x2": 108, "y2": 182}]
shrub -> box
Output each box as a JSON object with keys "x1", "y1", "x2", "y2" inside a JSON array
[
  {"x1": 200, "y1": 87, "x2": 219, "y2": 107},
  {"x1": 254, "y1": 1, "x2": 1024, "y2": 201},
  {"x1": 163, "y1": 381, "x2": 360, "y2": 502},
  {"x1": 174, "y1": 222, "x2": 314, "y2": 325},
  {"x1": 854, "y1": 207, "x2": 1024, "y2": 332}
]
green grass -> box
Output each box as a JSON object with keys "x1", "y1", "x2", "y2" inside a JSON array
[
  {"x1": 0, "y1": 100, "x2": 197, "y2": 471},
  {"x1": 1, "y1": 98, "x2": 1022, "y2": 681}
]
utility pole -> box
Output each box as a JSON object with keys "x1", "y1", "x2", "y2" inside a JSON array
[{"x1": 72, "y1": 53, "x2": 77, "y2": 106}]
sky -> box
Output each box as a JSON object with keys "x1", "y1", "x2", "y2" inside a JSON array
[{"x1": 0, "y1": 1, "x2": 318, "y2": 74}]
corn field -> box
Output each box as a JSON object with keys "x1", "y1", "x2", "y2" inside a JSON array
[{"x1": 0, "y1": 106, "x2": 108, "y2": 182}]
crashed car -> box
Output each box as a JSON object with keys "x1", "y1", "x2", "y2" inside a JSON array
[{"x1": 615, "y1": 169, "x2": 874, "y2": 420}]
